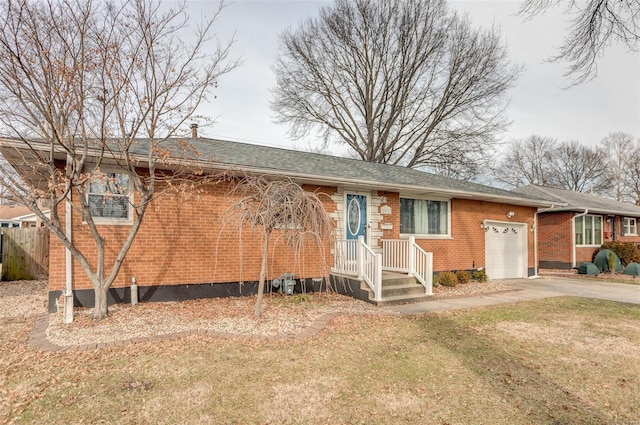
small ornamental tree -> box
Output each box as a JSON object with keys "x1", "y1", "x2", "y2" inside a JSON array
[
  {"x1": 0, "y1": 0, "x2": 238, "y2": 321},
  {"x1": 224, "y1": 175, "x2": 335, "y2": 319}
]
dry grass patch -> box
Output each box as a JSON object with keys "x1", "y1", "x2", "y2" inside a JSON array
[{"x1": 2, "y1": 297, "x2": 640, "y2": 424}]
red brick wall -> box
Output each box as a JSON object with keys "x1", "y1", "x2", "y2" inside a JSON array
[
  {"x1": 612, "y1": 216, "x2": 640, "y2": 243},
  {"x1": 376, "y1": 196, "x2": 536, "y2": 272},
  {"x1": 537, "y1": 212, "x2": 574, "y2": 266},
  {"x1": 49, "y1": 182, "x2": 539, "y2": 291},
  {"x1": 49, "y1": 181, "x2": 337, "y2": 291}
]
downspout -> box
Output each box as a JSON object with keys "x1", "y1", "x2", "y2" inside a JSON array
[
  {"x1": 63, "y1": 155, "x2": 74, "y2": 323},
  {"x1": 532, "y1": 211, "x2": 538, "y2": 278},
  {"x1": 572, "y1": 209, "x2": 589, "y2": 268}
]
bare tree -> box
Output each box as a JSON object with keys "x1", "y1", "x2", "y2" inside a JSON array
[
  {"x1": 548, "y1": 140, "x2": 610, "y2": 192},
  {"x1": 623, "y1": 148, "x2": 640, "y2": 205},
  {"x1": 223, "y1": 176, "x2": 335, "y2": 319},
  {"x1": 601, "y1": 131, "x2": 637, "y2": 201},
  {"x1": 492, "y1": 135, "x2": 557, "y2": 188},
  {"x1": 624, "y1": 135, "x2": 640, "y2": 205},
  {"x1": 271, "y1": 0, "x2": 521, "y2": 170},
  {"x1": 520, "y1": 0, "x2": 640, "y2": 84},
  {"x1": 0, "y1": 0, "x2": 238, "y2": 321}
]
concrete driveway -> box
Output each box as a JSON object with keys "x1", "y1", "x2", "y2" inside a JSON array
[
  {"x1": 504, "y1": 276, "x2": 640, "y2": 305},
  {"x1": 386, "y1": 276, "x2": 640, "y2": 315}
]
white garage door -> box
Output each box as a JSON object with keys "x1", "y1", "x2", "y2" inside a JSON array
[{"x1": 484, "y1": 221, "x2": 527, "y2": 279}]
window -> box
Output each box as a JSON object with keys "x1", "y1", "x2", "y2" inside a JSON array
[
  {"x1": 575, "y1": 215, "x2": 602, "y2": 246},
  {"x1": 623, "y1": 217, "x2": 638, "y2": 236},
  {"x1": 399, "y1": 197, "x2": 449, "y2": 236},
  {"x1": 87, "y1": 172, "x2": 131, "y2": 222}
]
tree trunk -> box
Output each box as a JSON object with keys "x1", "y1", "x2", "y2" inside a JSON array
[
  {"x1": 254, "y1": 233, "x2": 270, "y2": 319},
  {"x1": 92, "y1": 283, "x2": 109, "y2": 321}
]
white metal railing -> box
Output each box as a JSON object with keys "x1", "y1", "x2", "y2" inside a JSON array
[
  {"x1": 332, "y1": 239, "x2": 359, "y2": 275},
  {"x1": 358, "y1": 236, "x2": 383, "y2": 302},
  {"x1": 382, "y1": 239, "x2": 409, "y2": 273},
  {"x1": 381, "y1": 239, "x2": 409, "y2": 272},
  {"x1": 332, "y1": 236, "x2": 382, "y2": 301},
  {"x1": 410, "y1": 240, "x2": 433, "y2": 295},
  {"x1": 382, "y1": 237, "x2": 433, "y2": 295},
  {"x1": 333, "y1": 236, "x2": 431, "y2": 300}
]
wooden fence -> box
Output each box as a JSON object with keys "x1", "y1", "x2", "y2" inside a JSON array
[{"x1": 1, "y1": 227, "x2": 50, "y2": 281}]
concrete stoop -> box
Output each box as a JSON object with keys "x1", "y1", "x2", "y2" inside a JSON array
[{"x1": 365, "y1": 271, "x2": 432, "y2": 306}]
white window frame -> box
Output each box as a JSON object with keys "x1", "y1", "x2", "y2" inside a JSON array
[
  {"x1": 399, "y1": 195, "x2": 451, "y2": 239},
  {"x1": 86, "y1": 171, "x2": 133, "y2": 225},
  {"x1": 623, "y1": 217, "x2": 638, "y2": 236},
  {"x1": 575, "y1": 214, "x2": 602, "y2": 246}
]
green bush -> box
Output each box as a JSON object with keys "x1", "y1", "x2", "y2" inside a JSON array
[
  {"x1": 432, "y1": 275, "x2": 441, "y2": 287},
  {"x1": 472, "y1": 269, "x2": 487, "y2": 282},
  {"x1": 455, "y1": 270, "x2": 471, "y2": 284},
  {"x1": 599, "y1": 241, "x2": 640, "y2": 266},
  {"x1": 437, "y1": 271, "x2": 458, "y2": 287}
]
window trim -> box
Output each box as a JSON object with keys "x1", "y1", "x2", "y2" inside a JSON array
[
  {"x1": 623, "y1": 217, "x2": 638, "y2": 236},
  {"x1": 85, "y1": 171, "x2": 134, "y2": 225},
  {"x1": 575, "y1": 214, "x2": 602, "y2": 247},
  {"x1": 399, "y1": 194, "x2": 452, "y2": 239}
]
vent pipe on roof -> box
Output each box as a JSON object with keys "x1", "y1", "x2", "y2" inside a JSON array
[{"x1": 190, "y1": 123, "x2": 198, "y2": 138}]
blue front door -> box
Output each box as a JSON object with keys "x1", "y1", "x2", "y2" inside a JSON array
[{"x1": 346, "y1": 193, "x2": 367, "y2": 241}]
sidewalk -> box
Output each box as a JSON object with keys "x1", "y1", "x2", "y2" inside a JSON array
[{"x1": 386, "y1": 276, "x2": 640, "y2": 315}]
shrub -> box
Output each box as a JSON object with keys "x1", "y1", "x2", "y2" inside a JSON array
[
  {"x1": 432, "y1": 275, "x2": 441, "y2": 287},
  {"x1": 437, "y1": 271, "x2": 458, "y2": 287},
  {"x1": 472, "y1": 269, "x2": 487, "y2": 282},
  {"x1": 599, "y1": 241, "x2": 640, "y2": 266},
  {"x1": 455, "y1": 270, "x2": 471, "y2": 284}
]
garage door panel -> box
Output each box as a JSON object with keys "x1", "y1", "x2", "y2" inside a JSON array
[{"x1": 484, "y1": 222, "x2": 527, "y2": 279}]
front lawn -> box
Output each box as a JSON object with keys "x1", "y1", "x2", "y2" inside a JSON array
[{"x1": 2, "y1": 297, "x2": 639, "y2": 424}]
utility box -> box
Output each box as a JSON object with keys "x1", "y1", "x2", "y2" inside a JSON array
[{"x1": 272, "y1": 273, "x2": 296, "y2": 295}]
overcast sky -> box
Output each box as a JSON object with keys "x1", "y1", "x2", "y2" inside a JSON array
[{"x1": 191, "y1": 0, "x2": 640, "y2": 153}]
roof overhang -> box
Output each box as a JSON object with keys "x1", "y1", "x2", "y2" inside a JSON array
[
  {"x1": 0, "y1": 137, "x2": 556, "y2": 209},
  {"x1": 538, "y1": 206, "x2": 640, "y2": 217}
]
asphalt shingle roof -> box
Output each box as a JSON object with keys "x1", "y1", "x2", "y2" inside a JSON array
[
  {"x1": 129, "y1": 137, "x2": 553, "y2": 206},
  {"x1": 513, "y1": 185, "x2": 640, "y2": 216},
  {"x1": 0, "y1": 135, "x2": 555, "y2": 207}
]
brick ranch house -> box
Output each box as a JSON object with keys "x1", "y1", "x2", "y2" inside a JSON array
[
  {"x1": 514, "y1": 185, "x2": 640, "y2": 269},
  {"x1": 1, "y1": 135, "x2": 554, "y2": 312}
]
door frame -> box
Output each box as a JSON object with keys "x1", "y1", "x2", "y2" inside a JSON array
[{"x1": 344, "y1": 190, "x2": 371, "y2": 245}]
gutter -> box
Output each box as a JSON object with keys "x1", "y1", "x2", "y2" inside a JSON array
[
  {"x1": 572, "y1": 209, "x2": 589, "y2": 268},
  {"x1": 533, "y1": 211, "x2": 538, "y2": 278}
]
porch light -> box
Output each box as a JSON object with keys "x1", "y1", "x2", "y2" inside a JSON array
[{"x1": 506, "y1": 211, "x2": 515, "y2": 219}]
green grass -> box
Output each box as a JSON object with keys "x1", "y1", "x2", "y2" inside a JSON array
[{"x1": 2, "y1": 297, "x2": 639, "y2": 424}]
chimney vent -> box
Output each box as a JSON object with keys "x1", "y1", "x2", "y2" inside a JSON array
[{"x1": 190, "y1": 123, "x2": 198, "y2": 138}]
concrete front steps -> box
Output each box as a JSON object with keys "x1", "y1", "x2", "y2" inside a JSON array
[
  {"x1": 372, "y1": 271, "x2": 432, "y2": 306},
  {"x1": 329, "y1": 270, "x2": 432, "y2": 306}
]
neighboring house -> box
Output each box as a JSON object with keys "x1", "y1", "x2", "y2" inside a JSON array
[
  {"x1": 514, "y1": 185, "x2": 640, "y2": 269},
  {"x1": 0, "y1": 204, "x2": 32, "y2": 227},
  {"x1": 0, "y1": 205, "x2": 50, "y2": 227},
  {"x1": 0, "y1": 134, "x2": 554, "y2": 312}
]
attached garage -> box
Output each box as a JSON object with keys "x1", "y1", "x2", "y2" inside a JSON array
[{"x1": 484, "y1": 221, "x2": 528, "y2": 279}]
